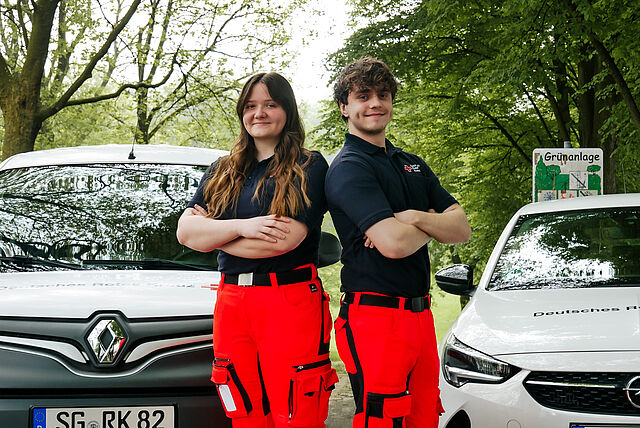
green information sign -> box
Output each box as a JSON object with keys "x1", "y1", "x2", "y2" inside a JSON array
[{"x1": 533, "y1": 148, "x2": 603, "y2": 202}]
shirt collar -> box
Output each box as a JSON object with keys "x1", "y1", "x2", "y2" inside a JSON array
[
  {"x1": 344, "y1": 133, "x2": 402, "y2": 156},
  {"x1": 250, "y1": 155, "x2": 274, "y2": 169}
]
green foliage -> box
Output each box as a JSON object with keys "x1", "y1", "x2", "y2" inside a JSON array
[
  {"x1": 314, "y1": 0, "x2": 640, "y2": 276},
  {"x1": 1, "y1": 0, "x2": 309, "y2": 157}
]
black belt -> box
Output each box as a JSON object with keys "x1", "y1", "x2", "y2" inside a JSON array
[
  {"x1": 223, "y1": 267, "x2": 314, "y2": 287},
  {"x1": 343, "y1": 292, "x2": 430, "y2": 313}
]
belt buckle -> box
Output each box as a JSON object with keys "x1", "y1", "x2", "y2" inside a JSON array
[
  {"x1": 237, "y1": 273, "x2": 254, "y2": 287},
  {"x1": 410, "y1": 297, "x2": 425, "y2": 312}
]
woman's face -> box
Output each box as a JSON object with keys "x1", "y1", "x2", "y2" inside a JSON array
[{"x1": 242, "y1": 83, "x2": 287, "y2": 145}]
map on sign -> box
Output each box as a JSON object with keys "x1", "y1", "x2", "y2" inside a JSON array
[{"x1": 532, "y1": 148, "x2": 603, "y2": 202}]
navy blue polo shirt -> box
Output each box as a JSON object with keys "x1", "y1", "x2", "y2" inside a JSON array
[
  {"x1": 325, "y1": 133, "x2": 457, "y2": 297},
  {"x1": 188, "y1": 151, "x2": 328, "y2": 274}
]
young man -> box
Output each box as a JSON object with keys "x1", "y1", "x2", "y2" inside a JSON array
[{"x1": 325, "y1": 57, "x2": 471, "y2": 428}]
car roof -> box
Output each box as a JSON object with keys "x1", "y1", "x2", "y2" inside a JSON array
[
  {"x1": 518, "y1": 193, "x2": 640, "y2": 216},
  {"x1": 0, "y1": 144, "x2": 227, "y2": 171}
]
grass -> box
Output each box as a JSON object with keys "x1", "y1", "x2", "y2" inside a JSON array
[{"x1": 318, "y1": 262, "x2": 463, "y2": 362}]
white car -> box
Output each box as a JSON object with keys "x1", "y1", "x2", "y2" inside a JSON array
[
  {"x1": 435, "y1": 194, "x2": 640, "y2": 428},
  {"x1": 0, "y1": 144, "x2": 340, "y2": 428}
]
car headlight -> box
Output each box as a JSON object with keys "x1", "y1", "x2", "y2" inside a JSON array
[{"x1": 442, "y1": 334, "x2": 520, "y2": 387}]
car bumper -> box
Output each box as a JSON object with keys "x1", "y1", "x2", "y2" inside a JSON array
[{"x1": 439, "y1": 370, "x2": 640, "y2": 428}]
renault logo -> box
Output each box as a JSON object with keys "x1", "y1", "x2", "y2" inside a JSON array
[
  {"x1": 87, "y1": 319, "x2": 126, "y2": 364},
  {"x1": 624, "y1": 376, "x2": 640, "y2": 408}
]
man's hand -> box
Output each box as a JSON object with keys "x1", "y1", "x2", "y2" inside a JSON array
[
  {"x1": 363, "y1": 235, "x2": 375, "y2": 248},
  {"x1": 394, "y1": 205, "x2": 471, "y2": 244},
  {"x1": 394, "y1": 209, "x2": 436, "y2": 226}
]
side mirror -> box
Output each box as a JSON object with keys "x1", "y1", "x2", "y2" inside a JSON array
[
  {"x1": 435, "y1": 264, "x2": 475, "y2": 296},
  {"x1": 318, "y1": 231, "x2": 341, "y2": 268}
]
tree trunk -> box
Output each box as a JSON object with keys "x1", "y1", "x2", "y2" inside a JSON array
[
  {"x1": 577, "y1": 55, "x2": 597, "y2": 148},
  {"x1": 135, "y1": 87, "x2": 150, "y2": 144},
  {"x1": 576, "y1": 54, "x2": 619, "y2": 194},
  {"x1": 0, "y1": 0, "x2": 59, "y2": 160},
  {"x1": 1, "y1": 82, "x2": 44, "y2": 159},
  {"x1": 601, "y1": 134, "x2": 617, "y2": 194},
  {"x1": 554, "y1": 60, "x2": 572, "y2": 145},
  {"x1": 596, "y1": 72, "x2": 620, "y2": 194}
]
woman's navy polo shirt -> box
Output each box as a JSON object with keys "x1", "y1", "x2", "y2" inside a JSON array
[
  {"x1": 188, "y1": 151, "x2": 328, "y2": 274},
  {"x1": 325, "y1": 133, "x2": 457, "y2": 298}
]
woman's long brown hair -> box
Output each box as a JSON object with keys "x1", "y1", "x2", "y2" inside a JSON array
[{"x1": 203, "y1": 72, "x2": 311, "y2": 218}]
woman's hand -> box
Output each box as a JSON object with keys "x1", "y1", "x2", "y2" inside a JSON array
[
  {"x1": 236, "y1": 214, "x2": 292, "y2": 243},
  {"x1": 190, "y1": 204, "x2": 208, "y2": 217}
]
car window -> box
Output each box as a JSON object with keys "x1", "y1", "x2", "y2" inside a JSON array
[
  {"x1": 489, "y1": 208, "x2": 640, "y2": 290},
  {"x1": 0, "y1": 163, "x2": 216, "y2": 272}
]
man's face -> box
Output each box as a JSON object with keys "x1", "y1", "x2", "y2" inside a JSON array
[{"x1": 340, "y1": 86, "x2": 393, "y2": 138}]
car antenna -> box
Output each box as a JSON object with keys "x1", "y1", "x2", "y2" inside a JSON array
[{"x1": 128, "y1": 140, "x2": 136, "y2": 160}]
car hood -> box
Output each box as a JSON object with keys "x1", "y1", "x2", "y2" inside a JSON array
[
  {"x1": 451, "y1": 286, "x2": 640, "y2": 357},
  {"x1": 0, "y1": 270, "x2": 220, "y2": 318}
]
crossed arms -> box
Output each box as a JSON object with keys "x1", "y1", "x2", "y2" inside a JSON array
[
  {"x1": 176, "y1": 205, "x2": 308, "y2": 259},
  {"x1": 364, "y1": 204, "x2": 471, "y2": 259}
]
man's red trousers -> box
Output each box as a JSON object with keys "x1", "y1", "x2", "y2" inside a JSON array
[{"x1": 334, "y1": 291, "x2": 443, "y2": 428}]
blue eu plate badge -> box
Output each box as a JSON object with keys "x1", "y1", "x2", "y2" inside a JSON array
[{"x1": 33, "y1": 408, "x2": 46, "y2": 428}]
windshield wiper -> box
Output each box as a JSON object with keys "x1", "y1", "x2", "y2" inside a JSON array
[
  {"x1": 82, "y1": 258, "x2": 217, "y2": 271},
  {"x1": 0, "y1": 255, "x2": 83, "y2": 270}
]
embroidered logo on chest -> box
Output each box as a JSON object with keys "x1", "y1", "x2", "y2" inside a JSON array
[{"x1": 403, "y1": 164, "x2": 421, "y2": 173}]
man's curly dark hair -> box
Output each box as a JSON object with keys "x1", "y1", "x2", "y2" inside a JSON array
[{"x1": 333, "y1": 57, "x2": 398, "y2": 122}]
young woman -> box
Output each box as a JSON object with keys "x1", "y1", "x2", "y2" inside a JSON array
[{"x1": 176, "y1": 72, "x2": 337, "y2": 428}]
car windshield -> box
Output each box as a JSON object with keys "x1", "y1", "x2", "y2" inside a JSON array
[
  {"x1": 489, "y1": 207, "x2": 640, "y2": 290},
  {"x1": 0, "y1": 163, "x2": 217, "y2": 272}
]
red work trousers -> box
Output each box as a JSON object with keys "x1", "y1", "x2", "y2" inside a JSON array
[
  {"x1": 334, "y1": 292, "x2": 443, "y2": 428},
  {"x1": 211, "y1": 265, "x2": 338, "y2": 428}
]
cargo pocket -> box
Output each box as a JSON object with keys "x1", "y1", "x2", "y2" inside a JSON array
[
  {"x1": 211, "y1": 358, "x2": 253, "y2": 418},
  {"x1": 365, "y1": 392, "x2": 412, "y2": 428},
  {"x1": 334, "y1": 316, "x2": 357, "y2": 373},
  {"x1": 288, "y1": 359, "x2": 339, "y2": 426}
]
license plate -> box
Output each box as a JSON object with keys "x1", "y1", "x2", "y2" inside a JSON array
[{"x1": 32, "y1": 405, "x2": 174, "y2": 428}]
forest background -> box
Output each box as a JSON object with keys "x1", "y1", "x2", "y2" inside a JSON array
[{"x1": 1, "y1": 0, "x2": 639, "y2": 340}]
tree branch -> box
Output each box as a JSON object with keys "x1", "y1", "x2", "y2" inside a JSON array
[
  {"x1": 16, "y1": 0, "x2": 30, "y2": 50},
  {"x1": 137, "y1": 0, "x2": 158, "y2": 81},
  {"x1": 543, "y1": 85, "x2": 570, "y2": 144},
  {"x1": 149, "y1": 96, "x2": 206, "y2": 140},
  {"x1": 43, "y1": 78, "x2": 167, "y2": 115},
  {"x1": 524, "y1": 86, "x2": 554, "y2": 144},
  {"x1": 47, "y1": 0, "x2": 68, "y2": 94},
  {"x1": 149, "y1": 82, "x2": 236, "y2": 139},
  {"x1": 589, "y1": 34, "x2": 640, "y2": 132},
  {"x1": 46, "y1": 0, "x2": 141, "y2": 117},
  {"x1": 567, "y1": 0, "x2": 640, "y2": 134},
  {"x1": 22, "y1": 0, "x2": 59, "y2": 84},
  {"x1": 478, "y1": 107, "x2": 532, "y2": 163},
  {"x1": 164, "y1": 2, "x2": 249, "y2": 101},
  {"x1": 147, "y1": 0, "x2": 173, "y2": 81}
]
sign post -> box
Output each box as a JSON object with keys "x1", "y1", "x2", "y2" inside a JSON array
[{"x1": 533, "y1": 148, "x2": 604, "y2": 202}]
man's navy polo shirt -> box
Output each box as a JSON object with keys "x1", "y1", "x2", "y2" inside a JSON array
[
  {"x1": 188, "y1": 152, "x2": 328, "y2": 274},
  {"x1": 325, "y1": 133, "x2": 457, "y2": 297}
]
